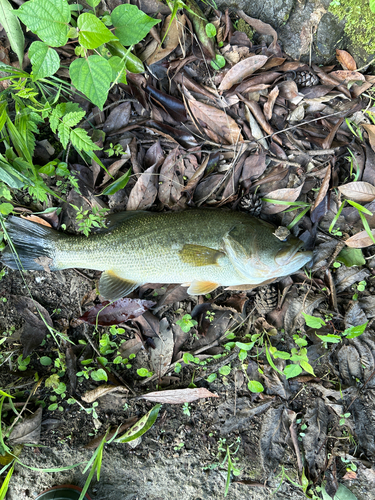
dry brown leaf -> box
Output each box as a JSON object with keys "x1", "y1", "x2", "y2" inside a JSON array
[
  {"x1": 311, "y1": 165, "x2": 331, "y2": 212},
  {"x1": 146, "y1": 13, "x2": 186, "y2": 65},
  {"x1": 188, "y1": 99, "x2": 243, "y2": 144},
  {"x1": 158, "y1": 148, "x2": 185, "y2": 207},
  {"x1": 277, "y1": 80, "x2": 299, "y2": 101},
  {"x1": 237, "y1": 10, "x2": 278, "y2": 52},
  {"x1": 336, "y1": 49, "x2": 356, "y2": 71},
  {"x1": 150, "y1": 318, "x2": 174, "y2": 378},
  {"x1": 82, "y1": 385, "x2": 128, "y2": 403},
  {"x1": 263, "y1": 184, "x2": 304, "y2": 214},
  {"x1": 338, "y1": 181, "x2": 375, "y2": 203},
  {"x1": 264, "y1": 86, "x2": 279, "y2": 121},
  {"x1": 262, "y1": 57, "x2": 286, "y2": 70},
  {"x1": 329, "y1": 70, "x2": 365, "y2": 84},
  {"x1": 139, "y1": 387, "x2": 218, "y2": 404},
  {"x1": 218, "y1": 54, "x2": 268, "y2": 91},
  {"x1": 362, "y1": 124, "x2": 375, "y2": 152},
  {"x1": 345, "y1": 230, "x2": 375, "y2": 248},
  {"x1": 21, "y1": 215, "x2": 52, "y2": 227}
]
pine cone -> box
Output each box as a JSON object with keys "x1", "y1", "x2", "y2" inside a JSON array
[
  {"x1": 294, "y1": 70, "x2": 319, "y2": 88},
  {"x1": 254, "y1": 286, "x2": 278, "y2": 315},
  {"x1": 240, "y1": 192, "x2": 262, "y2": 217}
]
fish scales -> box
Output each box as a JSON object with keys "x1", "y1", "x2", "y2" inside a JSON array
[{"x1": 1, "y1": 210, "x2": 313, "y2": 300}]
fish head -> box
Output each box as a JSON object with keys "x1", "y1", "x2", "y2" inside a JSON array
[{"x1": 272, "y1": 237, "x2": 313, "y2": 277}]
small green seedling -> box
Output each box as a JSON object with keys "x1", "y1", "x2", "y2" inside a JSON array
[{"x1": 176, "y1": 314, "x2": 198, "y2": 333}]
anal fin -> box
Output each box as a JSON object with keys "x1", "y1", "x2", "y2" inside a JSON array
[
  {"x1": 99, "y1": 271, "x2": 140, "y2": 301},
  {"x1": 187, "y1": 280, "x2": 220, "y2": 295}
]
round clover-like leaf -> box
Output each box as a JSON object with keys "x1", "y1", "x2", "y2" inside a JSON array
[
  {"x1": 69, "y1": 55, "x2": 112, "y2": 109},
  {"x1": 29, "y1": 41, "x2": 60, "y2": 80},
  {"x1": 111, "y1": 4, "x2": 160, "y2": 46},
  {"x1": 247, "y1": 380, "x2": 264, "y2": 393},
  {"x1": 77, "y1": 13, "x2": 118, "y2": 49},
  {"x1": 16, "y1": 0, "x2": 71, "y2": 47}
]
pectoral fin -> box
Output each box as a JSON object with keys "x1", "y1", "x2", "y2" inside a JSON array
[
  {"x1": 99, "y1": 271, "x2": 140, "y2": 301},
  {"x1": 187, "y1": 280, "x2": 220, "y2": 295},
  {"x1": 180, "y1": 244, "x2": 225, "y2": 267}
]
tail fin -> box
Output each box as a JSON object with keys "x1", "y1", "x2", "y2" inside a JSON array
[{"x1": 1, "y1": 216, "x2": 60, "y2": 271}]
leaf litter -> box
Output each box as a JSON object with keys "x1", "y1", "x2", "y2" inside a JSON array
[{"x1": 2, "y1": 3, "x2": 375, "y2": 499}]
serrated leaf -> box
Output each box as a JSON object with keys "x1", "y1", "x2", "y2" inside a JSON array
[
  {"x1": 77, "y1": 13, "x2": 117, "y2": 49},
  {"x1": 57, "y1": 122, "x2": 70, "y2": 148},
  {"x1": 283, "y1": 364, "x2": 302, "y2": 379},
  {"x1": 49, "y1": 108, "x2": 60, "y2": 133},
  {"x1": 69, "y1": 55, "x2": 111, "y2": 109},
  {"x1": 63, "y1": 110, "x2": 86, "y2": 128},
  {"x1": 115, "y1": 404, "x2": 161, "y2": 443},
  {"x1": 29, "y1": 41, "x2": 60, "y2": 80},
  {"x1": 0, "y1": 0, "x2": 25, "y2": 66},
  {"x1": 111, "y1": 4, "x2": 160, "y2": 46},
  {"x1": 16, "y1": 0, "x2": 71, "y2": 47},
  {"x1": 70, "y1": 127, "x2": 98, "y2": 152}
]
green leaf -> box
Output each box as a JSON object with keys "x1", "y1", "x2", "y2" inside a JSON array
[
  {"x1": 115, "y1": 404, "x2": 161, "y2": 443},
  {"x1": 219, "y1": 365, "x2": 231, "y2": 376},
  {"x1": 337, "y1": 247, "x2": 366, "y2": 267},
  {"x1": 29, "y1": 41, "x2": 60, "y2": 80},
  {"x1": 273, "y1": 350, "x2": 291, "y2": 360},
  {"x1": 0, "y1": 202, "x2": 13, "y2": 215},
  {"x1": 302, "y1": 312, "x2": 326, "y2": 329},
  {"x1": 86, "y1": 0, "x2": 101, "y2": 7},
  {"x1": 210, "y1": 54, "x2": 226, "y2": 70},
  {"x1": 346, "y1": 199, "x2": 373, "y2": 215},
  {"x1": 69, "y1": 55, "x2": 112, "y2": 109},
  {"x1": 108, "y1": 56, "x2": 127, "y2": 84},
  {"x1": 316, "y1": 334, "x2": 342, "y2": 343},
  {"x1": 265, "y1": 343, "x2": 284, "y2": 377},
  {"x1": 206, "y1": 373, "x2": 217, "y2": 383},
  {"x1": 344, "y1": 322, "x2": 368, "y2": 339},
  {"x1": 247, "y1": 380, "x2": 264, "y2": 393},
  {"x1": 91, "y1": 368, "x2": 108, "y2": 381},
  {"x1": 16, "y1": 0, "x2": 71, "y2": 47},
  {"x1": 283, "y1": 364, "x2": 302, "y2": 379},
  {"x1": 63, "y1": 110, "x2": 86, "y2": 128},
  {"x1": 70, "y1": 127, "x2": 98, "y2": 152},
  {"x1": 40, "y1": 356, "x2": 52, "y2": 366},
  {"x1": 371, "y1": 0, "x2": 375, "y2": 13},
  {"x1": 111, "y1": 4, "x2": 160, "y2": 46},
  {"x1": 48, "y1": 403, "x2": 58, "y2": 410},
  {"x1": 235, "y1": 341, "x2": 254, "y2": 351},
  {"x1": 77, "y1": 13, "x2": 118, "y2": 49},
  {"x1": 57, "y1": 122, "x2": 70, "y2": 148},
  {"x1": 0, "y1": 461, "x2": 15, "y2": 500},
  {"x1": 0, "y1": 0, "x2": 24, "y2": 67},
  {"x1": 205, "y1": 23, "x2": 216, "y2": 38},
  {"x1": 300, "y1": 360, "x2": 315, "y2": 376},
  {"x1": 101, "y1": 169, "x2": 131, "y2": 195}
]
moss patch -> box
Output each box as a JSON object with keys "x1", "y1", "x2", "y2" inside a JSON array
[
  {"x1": 329, "y1": 0, "x2": 375, "y2": 53},
  {"x1": 235, "y1": 18, "x2": 254, "y2": 41}
]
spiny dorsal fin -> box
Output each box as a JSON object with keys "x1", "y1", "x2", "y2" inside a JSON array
[
  {"x1": 187, "y1": 280, "x2": 220, "y2": 295},
  {"x1": 99, "y1": 271, "x2": 140, "y2": 301},
  {"x1": 179, "y1": 244, "x2": 225, "y2": 267}
]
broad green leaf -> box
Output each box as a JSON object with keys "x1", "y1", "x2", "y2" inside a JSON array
[
  {"x1": 0, "y1": 162, "x2": 25, "y2": 188},
  {"x1": 316, "y1": 334, "x2": 342, "y2": 343},
  {"x1": 205, "y1": 23, "x2": 216, "y2": 38},
  {"x1": 91, "y1": 368, "x2": 108, "y2": 381},
  {"x1": 101, "y1": 169, "x2": 131, "y2": 195},
  {"x1": 206, "y1": 373, "x2": 217, "y2": 383},
  {"x1": 219, "y1": 365, "x2": 231, "y2": 376},
  {"x1": 344, "y1": 322, "x2": 368, "y2": 339},
  {"x1": 0, "y1": 202, "x2": 13, "y2": 215},
  {"x1": 77, "y1": 13, "x2": 117, "y2": 49},
  {"x1": 40, "y1": 356, "x2": 52, "y2": 366},
  {"x1": 69, "y1": 55, "x2": 111, "y2": 109},
  {"x1": 86, "y1": 0, "x2": 101, "y2": 6},
  {"x1": 235, "y1": 341, "x2": 254, "y2": 351},
  {"x1": 301, "y1": 312, "x2": 326, "y2": 329},
  {"x1": 273, "y1": 350, "x2": 291, "y2": 360},
  {"x1": 337, "y1": 247, "x2": 365, "y2": 267},
  {"x1": 29, "y1": 41, "x2": 60, "y2": 80},
  {"x1": 108, "y1": 56, "x2": 127, "y2": 84},
  {"x1": 300, "y1": 360, "x2": 315, "y2": 376},
  {"x1": 247, "y1": 380, "x2": 264, "y2": 393},
  {"x1": 283, "y1": 364, "x2": 302, "y2": 379},
  {"x1": 111, "y1": 4, "x2": 160, "y2": 46},
  {"x1": 0, "y1": 0, "x2": 24, "y2": 66},
  {"x1": 70, "y1": 128, "x2": 98, "y2": 152},
  {"x1": 115, "y1": 404, "x2": 161, "y2": 443},
  {"x1": 16, "y1": 0, "x2": 71, "y2": 47},
  {"x1": 371, "y1": 0, "x2": 375, "y2": 13}
]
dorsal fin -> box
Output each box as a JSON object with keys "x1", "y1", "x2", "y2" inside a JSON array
[{"x1": 99, "y1": 270, "x2": 140, "y2": 301}]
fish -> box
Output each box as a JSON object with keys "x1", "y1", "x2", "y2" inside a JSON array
[{"x1": 1, "y1": 209, "x2": 312, "y2": 301}]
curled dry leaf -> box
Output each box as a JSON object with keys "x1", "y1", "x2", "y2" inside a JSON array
[
  {"x1": 139, "y1": 387, "x2": 218, "y2": 404},
  {"x1": 218, "y1": 54, "x2": 268, "y2": 91},
  {"x1": 336, "y1": 49, "x2": 356, "y2": 71},
  {"x1": 146, "y1": 13, "x2": 186, "y2": 65},
  {"x1": 82, "y1": 385, "x2": 128, "y2": 403},
  {"x1": 150, "y1": 318, "x2": 174, "y2": 378},
  {"x1": 188, "y1": 99, "x2": 243, "y2": 145},
  {"x1": 237, "y1": 10, "x2": 278, "y2": 52},
  {"x1": 21, "y1": 215, "x2": 52, "y2": 227},
  {"x1": 8, "y1": 407, "x2": 42, "y2": 445},
  {"x1": 338, "y1": 181, "x2": 375, "y2": 203},
  {"x1": 277, "y1": 80, "x2": 299, "y2": 101},
  {"x1": 262, "y1": 184, "x2": 304, "y2": 214},
  {"x1": 362, "y1": 124, "x2": 375, "y2": 153},
  {"x1": 127, "y1": 163, "x2": 159, "y2": 210},
  {"x1": 345, "y1": 229, "x2": 375, "y2": 248},
  {"x1": 263, "y1": 86, "x2": 279, "y2": 121},
  {"x1": 78, "y1": 298, "x2": 156, "y2": 326}
]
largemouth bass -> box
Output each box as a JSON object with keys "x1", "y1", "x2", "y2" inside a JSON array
[{"x1": 1, "y1": 210, "x2": 312, "y2": 300}]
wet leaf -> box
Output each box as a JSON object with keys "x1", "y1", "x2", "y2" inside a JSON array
[
  {"x1": 115, "y1": 404, "x2": 161, "y2": 443},
  {"x1": 8, "y1": 407, "x2": 42, "y2": 445},
  {"x1": 146, "y1": 85, "x2": 187, "y2": 122},
  {"x1": 336, "y1": 49, "x2": 356, "y2": 71},
  {"x1": 262, "y1": 184, "x2": 304, "y2": 214},
  {"x1": 139, "y1": 387, "x2": 218, "y2": 404},
  {"x1": 82, "y1": 384, "x2": 128, "y2": 403},
  {"x1": 218, "y1": 55, "x2": 268, "y2": 91},
  {"x1": 150, "y1": 318, "x2": 174, "y2": 378},
  {"x1": 338, "y1": 182, "x2": 375, "y2": 203},
  {"x1": 188, "y1": 99, "x2": 243, "y2": 145},
  {"x1": 78, "y1": 298, "x2": 155, "y2": 326}
]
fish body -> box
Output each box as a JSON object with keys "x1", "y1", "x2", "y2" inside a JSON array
[{"x1": 1, "y1": 210, "x2": 312, "y2": 300}]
